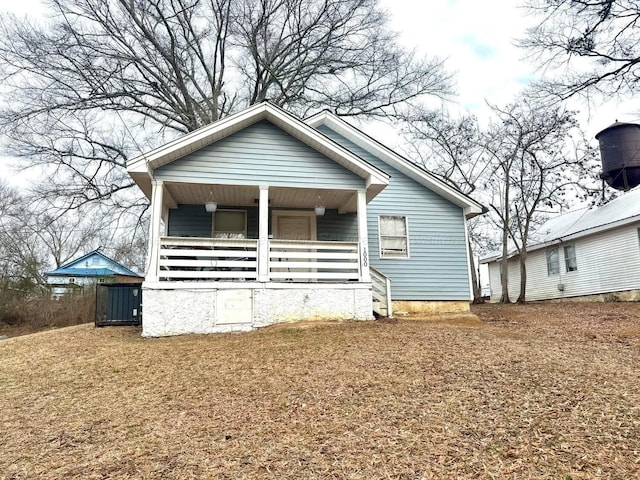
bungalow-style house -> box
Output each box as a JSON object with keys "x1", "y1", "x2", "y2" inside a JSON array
[
  {"x1": 45, "y1": 250, "x2": 143, "y2": 298},
  {"x1": 127, "y1": 101, "x2": 484, "y2": 336},
  {"x1": 481, "y1": 187, "x2": 640, "y2": 302}
]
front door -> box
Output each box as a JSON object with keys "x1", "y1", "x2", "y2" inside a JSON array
[
  {"x1": 274, "y1": 213, "x2": 315, "y2": 240},
  {"x1": 272, "y1": 211, "x2": 317, "y2": 281}
]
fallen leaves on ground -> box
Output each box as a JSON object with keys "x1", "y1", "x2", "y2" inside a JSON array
[{"x1": 1, "y1": 302, "x2": 639, "y2": 479}]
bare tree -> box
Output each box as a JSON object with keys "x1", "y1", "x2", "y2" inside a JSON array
[
  {"x1": 0, "y1": 0, "x2": 452, "y2": 216},
  {"x1": 403, "y1": 111, "x2": 492, "y2": 302},
  {"x1": 0, "y1": 182, "x2": 47, "y2": 286},
  {"x1": 483, "y1": 98, "x2": 599, "y2": 303},
  {"x1": 521, "y1": 0, "x2": 640, "y2": 100},
  {"x1": 0, "y1": 182, "x2": 112, "y2": 287}
]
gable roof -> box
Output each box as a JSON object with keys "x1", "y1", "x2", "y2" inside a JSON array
[
  {"x1": 127, "y1": 101, "x2": 390, "y2": 201},
  {"x1": 481, "y1": 187, "x2": 640, "y2": 263},
  {"x1": 45, "y1": 250, "x2": 142, "y2": 277},
  {"x1": 305, "y1": 110, "x2": 486, "y2": 219}
]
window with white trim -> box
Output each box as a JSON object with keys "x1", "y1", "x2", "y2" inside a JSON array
[
  {"x1": 212, "y1": 210, "x2": 247, "y2": 239},
  {"x1": 379, "y1": 215, "x2": 409, "y2": 258},
  {"x1": 546, "y1": 247, "x2": 559, "y2": 275},
  {"x1": 564, "y1": 244, "x2": 577, "y2": 272}
]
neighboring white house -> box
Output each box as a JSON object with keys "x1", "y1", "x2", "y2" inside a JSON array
[
  {"x1": 127, "y1": 101, "x2": 485, "y2": 336},
  {"x1": 481, "y1": 188, "x2": 640, "y2": 302},
  {"x1": 45, "y1": 250, "x2": 143, "y2": 298}
]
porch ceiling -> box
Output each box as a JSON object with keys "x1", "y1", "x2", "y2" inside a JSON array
[{"x1": 165, "y1": 183, "x2": 359, "y2": 211}]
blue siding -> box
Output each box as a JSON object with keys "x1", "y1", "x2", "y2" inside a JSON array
[
  {"x1": 168, "y1": 204, "x2": 212, "y2": 237},
  {"x1": 168, "y1": 205, "x2": 259, "y2": 238},
  {"x1": 169, "y1": 204, "x2": 355, "y2": 241},
  {"x1": 155, "y1": 120, "x2": 365, "y2": 190},
  {"x1": 317, "y1": 125, "x2": 471, "y2": 301},
  {"x1": 317, "y1": 210, "x2": 358, "y2": 242}
]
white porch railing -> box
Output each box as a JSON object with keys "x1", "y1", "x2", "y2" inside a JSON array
[
  {"x1": 371, "y1": 266, "x2": 393, "y2": 317},
  {"x1": 157, "y1": 237, "x2": 362, "y2": 282},
  {"x1": 158, "y1": 237, "x2": 258, "y2": 280},
  {"x1": 269, "y1": 240, "x2": 360, "y2": 281}
]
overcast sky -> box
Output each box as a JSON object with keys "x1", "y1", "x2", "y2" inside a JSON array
[
  {"x1": 381, "y1": 0, "x2": 534, "y2": 114},
  {"x1": 379, "y1": 0, "x2": 639, "y2": 138}
]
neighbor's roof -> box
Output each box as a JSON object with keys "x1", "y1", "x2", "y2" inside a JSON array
[
  {"x1": 305, "y1": 110, "x2": 485, "y2": 219},
  {"x1": 45, "y1": 250, "x2": 142, "y2": 277},
  {"x1": 481, "y1": 187, "x2": 640, "y2": 263},
  {"x1": 47, "y1": 268, "x2": 130, "y2": 277}
]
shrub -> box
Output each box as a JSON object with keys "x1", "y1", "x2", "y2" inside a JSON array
[{"x1": 0, "y1": 281, "x2": 95, "y2": 331}]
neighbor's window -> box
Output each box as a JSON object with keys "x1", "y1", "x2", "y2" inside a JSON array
[
  {"x1": 213, "y1": 210, "x2": 247, "y2": 239},
  {"x1": 564, "y1": 244, "x2": 577, "y2": 272},
  {"x1": 546, "y1": 247, "x2": 559, "y2": 275},
  {"x1": 379, "y1": 215, "x2": 409, "y2": 258}
]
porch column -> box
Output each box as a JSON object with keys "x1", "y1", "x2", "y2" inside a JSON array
[
  {"x1": 357, "y1": 188, "x2": 371, "y2": 282},
  {"x1": 161, "y1": 205, "x2": 169, "y2": 236},
  {"x1": 146, "y1": 179, "x2": 164, "y2": 282},
  {"x1": 258, "y1": 185, "x2": 270, "y2": 282}
]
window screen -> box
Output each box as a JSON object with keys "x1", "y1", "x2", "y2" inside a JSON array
[
  {"x1": 546, "y1": 247, "x2": 559, "y2": 275},
  {"x1": 564, "y1": 244, "x2": 577, "y2": 272},
  {"x1": 213, "y1": 210, "x2": 247, "y2": 239},
  {"x1": 379, "y1": 215, "x2": 409, "y2": 258}
]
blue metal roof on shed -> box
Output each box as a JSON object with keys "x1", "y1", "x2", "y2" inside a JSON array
[
  {"x1": 46, "y1": 267, "x2": 134, "y2": 277},
  {"x1": 45, "y1": 250, "x2": 142, "y2": 277}
]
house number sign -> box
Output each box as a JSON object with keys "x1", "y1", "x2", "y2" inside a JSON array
[{"x1": 362, "y1": 247, "x2": 368, "y2": 267}]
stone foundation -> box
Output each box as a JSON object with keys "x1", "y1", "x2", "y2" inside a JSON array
[
  {"x1": 141, "y1": 282, "x2": 373, "y2": 337},
  {"x1": 391, "y1": 300, "x2": 470, "y2": 316},
  {"x1": 544, "y1": 289, "x2": 640, "y2": 303},
  {"x1": 253, "y1": 287, "x2": 373, "y2": 328}
]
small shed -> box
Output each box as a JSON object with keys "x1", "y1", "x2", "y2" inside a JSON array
[
  {"x1": 45, "y1": 250, "x2": 143, "y2": 299},
  {"x1": 95, "y1": 283, "x2": 142, "y2": 326}
]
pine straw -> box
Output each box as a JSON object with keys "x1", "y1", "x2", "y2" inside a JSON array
[{"x1": 1, "y1": 303, "x2": 640, "y2": 479}]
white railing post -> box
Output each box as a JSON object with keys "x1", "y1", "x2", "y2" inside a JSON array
[
  {"x1": 357, "y1": 189, "x2": 371, "y2": 282},
  {"x1": 258, "y1": 185, "x2": 270, "y2": 282},
  {"x1": 145, "y1": 179, "x2": 164, "y2": 282},
  {"x1": 385, "y1": 275, "x2": 393, "y2": 318}
]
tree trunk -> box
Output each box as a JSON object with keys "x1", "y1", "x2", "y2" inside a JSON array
[
  {"x1": 499, "y1": 224, "x2": 511, "y2": 303},
  {"x1": 516, "y1": 251, "x2": 527, "y2": 303},
  {"x1": 468, "y1": 239, "x2": 483, "y2": 303}
]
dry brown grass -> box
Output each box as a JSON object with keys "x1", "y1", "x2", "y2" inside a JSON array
[{"x1": 1, "y1": 303, "x2": 639, "y2": 479}]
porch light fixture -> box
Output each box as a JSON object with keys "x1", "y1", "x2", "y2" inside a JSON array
[
  {"x1": 314, "y1": 192, "x2": 325, "y2": 216},
  {"x1": 205, "y1": 190, "x2": 217, "y2": 213}
]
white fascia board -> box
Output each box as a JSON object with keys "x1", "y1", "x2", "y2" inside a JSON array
[
  {"x1": 127, "y1": 102, "x2": 389, "y2": 198},
  {"x1": 480, "y1": 214, "x2": 640, "y2": 264},
  {"x1": 526, "y1": 214, "x2": 640, "y2": 253},
  {"x1": 306, "y1": 111, "x2": 484, "y2": 218}
]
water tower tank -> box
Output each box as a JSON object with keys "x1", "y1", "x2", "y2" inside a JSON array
[{"x1": 595, "y1": 121, "x2": 640, "y2": 191}]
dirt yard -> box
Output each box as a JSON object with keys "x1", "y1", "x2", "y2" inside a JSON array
[{"x1": 1, "y1": 302, "x2": 639, "y2": 479}]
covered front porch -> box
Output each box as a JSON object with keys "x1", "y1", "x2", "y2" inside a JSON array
[
  {"x1": 141, "y1": 181, "x2": 386, "y2": 336},
  {"x1": 146, "y1": 181, "x2": 372, "y2": 283}
]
